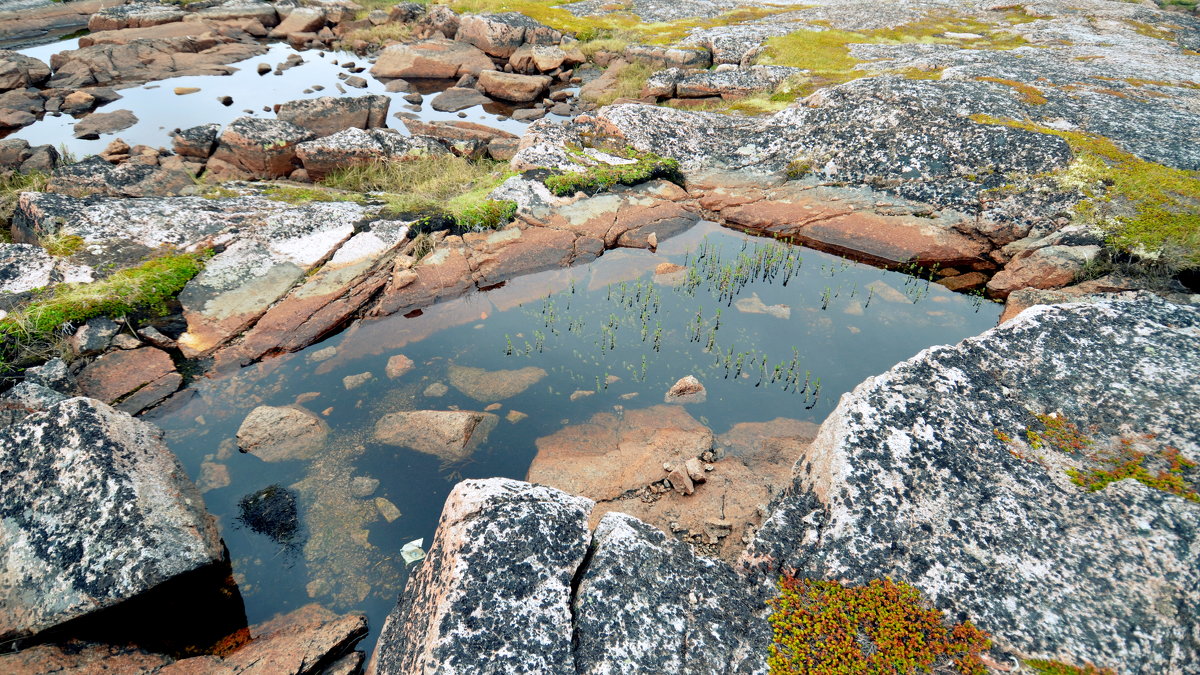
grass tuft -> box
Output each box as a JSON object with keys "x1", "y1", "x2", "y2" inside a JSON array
[
  {"x1": 1, "y1": 171, "x2": 49, "y2": 240},
  {"x1": 0, "y1": 252, "x2": 206, "y2": 371},
  {"x1": 584, "y1": 60, "x2": 654, "y2": 105}
]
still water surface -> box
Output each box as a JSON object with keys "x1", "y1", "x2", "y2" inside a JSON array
[{"x1": 147, "y1": 221, "x2": 1001, "y2": 651}]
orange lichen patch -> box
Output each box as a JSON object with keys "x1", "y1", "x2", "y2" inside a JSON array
[{"x1": 975, "y1": 76, "x2": 1048, "y2": 104}]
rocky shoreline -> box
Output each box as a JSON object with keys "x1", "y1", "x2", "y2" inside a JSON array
[{"x1": 1, "y1": 0, "x2": 1198, "y2": 672}]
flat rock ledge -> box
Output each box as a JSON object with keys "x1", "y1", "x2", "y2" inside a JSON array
[
  {"x1": 0, "y1": 397, "x2": 224, "y2": 642},
  {"x1": 371, "y1": 294, "x2": 1200, "y2": 673}
]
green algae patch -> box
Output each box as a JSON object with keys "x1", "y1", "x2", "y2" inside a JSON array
[
  {"x1": 0, "y1": 252, "x2": 207, "y2": 370},
  {"x1": 971, "y1": 115, "x2": 1200, "y2": 270},
  {"x1": 754, "y1": 12, "x2": 1033, "y2": 98},
  {"x1": 767, "y1": 576, "x2": 992, "y2": 675}
]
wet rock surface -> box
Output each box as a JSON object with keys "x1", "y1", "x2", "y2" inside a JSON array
[
  {"x1": 0, "y1": 398, "x2": 223, "y2": 642},
  {"x1": 236, "y1": 405, "x2": 329, "y2": 462},
  {"x1": 372, "y1": 409, "x2": 498, "y2": 462}
]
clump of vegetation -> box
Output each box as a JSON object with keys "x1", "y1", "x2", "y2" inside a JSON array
[
  {"x1": 971, "y1": 115, "x2": 1200, "y2": 271},
  {"x1": 40, "y1": 232, "x2": 86, "y2": 257},
  {"x1": 1025, "y1": 658, "x2": 1117, "y2": 674},
  {"x1": 1, "y1": 170, "x2": 49, "y2": 238},
  {"x1": 343, "y1": 21, "x2": 413, "y2": 47},
  {"x1": 584, "y1": 60, "x2": 655, "y2": 106},
  {"x1": 0, "y1": 252, "x2": 206, "y2": 370},
  {"x1": 975, "y1": 76, "x2": 1048, "y2": 104},
  {"x1": 544, "y1": 150, "x2": 681, "y2": 196},
  {"x1": 1025, "y1": 413, "x2": 1093, "y2": 454},
  {"x1": 1068, "y1": 435, "x2": 1198, "y2": 503},
  {"x1": 767, "y1": 576, "x2": 992, "y2": 675},
  {"x1": 786, "y1": 158, "x2": 813, "y2": 179},
  {"x1": 755, "y1": 11, "x2": 1034, "y2": 100},
  {"x1": 260, "y1": 184, "x2": 366, "y2": 205},
  {"x1": 323, "y1": 156, "x2": 517, "y2": 232}
]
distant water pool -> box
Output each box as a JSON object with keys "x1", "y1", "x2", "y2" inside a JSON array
[{"x1": 147, "y1": 220, "x2": 1001, "y2": 653}]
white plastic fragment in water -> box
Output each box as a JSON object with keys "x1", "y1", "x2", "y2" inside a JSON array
[{"x1": 401, "y1": 538, "x2": 426, "y2": 566}]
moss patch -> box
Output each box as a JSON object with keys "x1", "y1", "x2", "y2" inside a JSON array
[
  {"x1": 1068, "y1": 435, "x2": 1198, "y2": 503},
  {"x1": 260, "y1": 185, "x2": 367, "y2": 205},
  {"x1": 767, "y1": 576, "x2": 991, "y2": 675},
  {"x1": 754, "y1": 11, "x2": 1034, "y2": 98},
  {"x1": 0, "y1": 252, "x2": 206, "y2": 370},
  {"x1": 972, "y1": 115, "x2": 1200, "y2": 270},
  {"x1": 40, "y1": 232, "x2": 86, "y2": 257},
  {"x1": 543, "y1": 149, "x2": 681, "y2": 196},
  {"x1": 975, "y1": 76, "x2": 1048, "y2": 104},
  {"x1": 585, "y1": 60, "x2": 654, "y2": 105}
]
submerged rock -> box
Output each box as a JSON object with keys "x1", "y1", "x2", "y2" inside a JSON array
[
  {"x1": 0, "y1": 398, "x2": 223, "y2": 642},
  {"x1": 372, "y1": 479, "x2": 592, "y2": 674},
  {"x1": 372, "y1": 409, "x2": 498, "y2": 462},
  {"x1": 446, "y1": 364, "x2": 546, "y2": 402},
  {"x1": 237, "y1": 405, "x2": 329, "y2": 462},
  {"x1": 238, "y1": 484, "x2": 302, "y2": 544}
]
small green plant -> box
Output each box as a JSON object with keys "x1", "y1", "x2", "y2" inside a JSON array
[
  {"x1": 1068, "y1": 435, "x2": 1198, "y2": 502},
  {"x1": 785, "y1": 158, "x2": 813, "y2": 179},
  {"x1": 410, "y1": 233, "x2": 434, "y2": 261},
  {"x1": 1025, "y1": 413, "x2": 1093, "y2": 454},
  {"x1": 543, "y1": 150, "x2": 681, "y2": 196},
  {"x1": 767, "y1": 576, "x2": 992, "y2": 674},
  {"x1": 1025, "y1": 658, "x2": 1117, "y2": 674},
  {"x1": 0, "y1": 252, "x2": 206, "y2": 370}
]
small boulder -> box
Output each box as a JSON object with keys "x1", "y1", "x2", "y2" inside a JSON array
[
  {"x1": 369, "y1": 38, "x2": 495, "y2": 79},
  {"x1": 210, "y1": 116, "x2": 316, "y2": 179},
  {"x1": 385, "y1": 354, "x2": 414, "y2": 379},
  {"x1": 75, "y1": 346, "x2": 182, "y2": 414},
  {"x1": 172, "y1": 122, "x2": 221, "y2": 159},
  {"x1": 664, "y1": 375, "x2": 706, "y2": 404},
  {"x1": 72, "y1": 109, "x2": 138, "y2": 139},
  {"x1": 237, "y1": 405, "x2": 329, "y2": 462},
  {"x1": 276, "y1": 94, "x2": 390, "y2": 137},
  {"x1": 0, "y1": 398, "x2": 223, "y2": 642},
  {"x1": 269, "y1": 6, "x2": 325, "y2": 38},
  {"x1": 447, "y1": 364, "x2": 546, "y2": 402},
  {"x1": 454, "y1": 12, "x2": 561, "y2": 58},
  {"x1": 372, "y1": 409, "x2": 498, "y2": 462},
  {"x1": 429, "y1": 86, "x2": 492, "y2": 112},
  {"x1": 477, "y1": 70, "x2": 551, "y2": 102},
  {"x1": 0, "y1": 50, "x2": 50, "y2": 92}
]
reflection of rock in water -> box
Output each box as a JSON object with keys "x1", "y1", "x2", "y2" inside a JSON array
[
  {"x1": 292, "y1": 427, "x2": 406, "y2": 610},
  {"x1": 238, "y1": 484, "x2": 302, "y2": 545}
]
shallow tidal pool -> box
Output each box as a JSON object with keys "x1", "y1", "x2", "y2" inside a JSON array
[{"x1": 147, "y1": 221, "x2": 1001, "y2": 652}]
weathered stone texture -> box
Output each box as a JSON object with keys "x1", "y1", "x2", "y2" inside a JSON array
[{"x1": 0, "y1": 398, "x2": 222, "y2": 642}]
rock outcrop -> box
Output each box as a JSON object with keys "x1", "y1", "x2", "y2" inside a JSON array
[
  {"x1": 746, "y1": 294, "x2": 1200, "y2": 671},
  {"x1": 372, "y1": 294, "x2": 1199, "y2": 673},
  {"x1": 371, "y1": 479, "x2": 593, "y2": 675},
  {"x1": 0, "y1": 398, "x2": 223, "y2": 642}
]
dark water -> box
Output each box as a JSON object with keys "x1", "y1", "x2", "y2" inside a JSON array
[
  {"x1": 11, "y1": 41, "x2": 537, "y2": 157},
  {"x1": 146, "y1": 221, "x2": 1001, "y2": 653}
]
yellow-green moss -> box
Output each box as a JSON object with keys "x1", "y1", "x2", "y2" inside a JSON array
[
  {"x1": 1025, "y1": 660, "x2": 1116, "y2": 675},
  {"x1": 972, "y1": 114, "x2": 1200, "y2": 269},
  {"x1": 260, "y1": 185, "x2": 367, "y2": 205},
  {"x1": 768, "y1": 577, "x2": 992, "y2": 675},
  {"x1": 755, "y1": 12, "x2": 1033, "y2": 98},
  {"x1": 975, "y1": 76, "x2": 1048, "y2": 104},
  {"x1": 1067, "y1": 436, "x2": 1198, "y2": 503},
  {"x1": 40, "y1": 233, "x2": 86, "y2": 257},
  {"x1": 0, "y1": 252, "x2": 207, "y2": 370}
]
